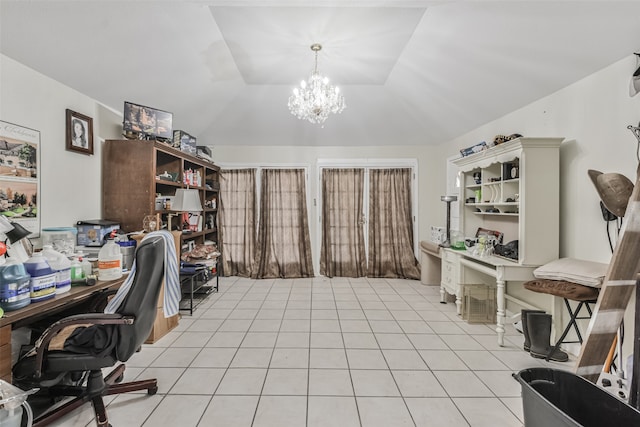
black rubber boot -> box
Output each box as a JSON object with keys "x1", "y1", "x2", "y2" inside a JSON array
[
  {"x1": 527, "y1": 312, "x2": 569, "y2": 362},
  {"x1": 521, "y1": 309, "x2": 546, "y2": 352}
]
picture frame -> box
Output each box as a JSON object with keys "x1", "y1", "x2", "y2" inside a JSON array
[
  {"x1": 65, "y1": 109, "x2": 94, "y2": 155},
  {"x1": 0, "y1": 120, "x2": 41, "y2": 236},
  {"x1": 475, "y1": 227, "x2": 504, "y2": 244}
]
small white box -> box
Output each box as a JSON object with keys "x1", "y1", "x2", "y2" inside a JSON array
[{"x1": 430, "y1": 226, "x2": 445, "y2": 244}]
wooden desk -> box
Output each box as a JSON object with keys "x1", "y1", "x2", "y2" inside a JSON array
[
  {"x1": 0, "y1": 277, "x2": 124, "y2": 382},
  {"x1": 440, "y1": 248, "x2": 559, "y2": 346}
]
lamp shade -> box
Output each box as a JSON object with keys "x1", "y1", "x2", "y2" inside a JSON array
[
  {"x1": 6, "y1": 223, "x2": 31, "y2": 243},
  {"x1": 171, "y1": 189, "x2": 202, "y2": 212},
  {"x1": 0, "y1": 216, "x2": 14, "y2": 234}
]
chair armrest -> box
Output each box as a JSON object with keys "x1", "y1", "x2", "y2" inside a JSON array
[{"x1": 33, "y1": 313, "x2": 135, "y2": 377}]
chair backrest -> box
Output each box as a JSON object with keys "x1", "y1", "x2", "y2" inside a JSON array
[{"x1": 113, "y1": 235, "x2": 166, "y2": 361}]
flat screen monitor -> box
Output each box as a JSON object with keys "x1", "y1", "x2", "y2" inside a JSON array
[{"x1": 123, "y1": 101, "x2": 173, "y2": 140}]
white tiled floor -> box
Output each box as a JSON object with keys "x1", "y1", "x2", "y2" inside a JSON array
[{"x1": 47, "y1": 276, "x2": 576, "y2": 426}]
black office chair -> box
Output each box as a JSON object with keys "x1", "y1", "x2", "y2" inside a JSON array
[{"x1": 13, "y1": 234, "x2": 168, "y2": 427}]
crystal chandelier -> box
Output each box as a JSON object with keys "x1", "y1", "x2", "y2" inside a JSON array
[{"x1": 288, "y1": 43, "x2": 346, "y2": 125}]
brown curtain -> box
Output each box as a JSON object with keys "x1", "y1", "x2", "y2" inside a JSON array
[
  {"x1": 320, "y1": 168, "x2": 366, "y2": 277},
  {"x1": 368, "y1": 168, "x2": 421, "y2": 279},
  {"x1": 253, "y1": 169, "x2": 314, "y2": 278},
  {"x1": 219, "y1": 169, "x2": 256, "y2": 277}
]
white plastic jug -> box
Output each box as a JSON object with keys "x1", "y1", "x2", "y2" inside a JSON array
[
  {"x1": 98, "y1": 240, "x2": 123, "y2": 281},
  {"x1": 0, "y1": 380, "x2": 36, "y2": 427},
  {"x1": 23, "y1": 253, "x2": 56, "y2": 303},
  {"x1": 41, "y1": 245, "x2": 71, "y2": 294}
]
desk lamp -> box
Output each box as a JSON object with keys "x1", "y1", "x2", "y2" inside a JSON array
[
  {"x1": 0, "y1": 216, "x2": 32, "y2": 263},
  {"x1": 440, "y1": 195, "x2": 458, "y2": 248},
  {"x1": 168, "y1": 189, "x2": 203, "y2": 231}
]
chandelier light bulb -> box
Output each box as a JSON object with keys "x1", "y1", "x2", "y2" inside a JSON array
[{"x1": 287, "y1": 43, "x2": 346, "y2": 125}]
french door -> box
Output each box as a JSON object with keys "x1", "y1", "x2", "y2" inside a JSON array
[
  {"x1": 318, "y1": 162, "x2": 420, "y2": 279},
  {"x1": 319, "y1": 168, "x2": 367, "y2": 277}
]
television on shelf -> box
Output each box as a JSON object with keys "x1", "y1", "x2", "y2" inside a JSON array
[{"x1": 123, "y1": 101, "x2": 173, "y2": 141}]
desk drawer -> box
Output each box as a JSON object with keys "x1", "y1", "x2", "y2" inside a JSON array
[
  {"x1": 441, "y1": 249, "x2": 458, "y2": 263},
  {"x1": 0, "y1": 325, "x2": 9, "y2": 346},
  {"x1": 441, "y1": 259, "x2": 457, "y2": 292},
  {"x1": 0, "y1": 325, "x2": 11, "y2": 382}
]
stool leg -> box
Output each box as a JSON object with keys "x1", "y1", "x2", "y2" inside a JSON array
[{"x1": 568, "y1": 300, "x2": 586, "y2": 344}]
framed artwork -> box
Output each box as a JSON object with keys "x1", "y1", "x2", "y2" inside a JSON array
[
  {"x1": 0, "y1": 120, "x2": 41, "y2": 237},
  {"x1": 65, "y1": 109, "x2": 94, "y2": 155}
]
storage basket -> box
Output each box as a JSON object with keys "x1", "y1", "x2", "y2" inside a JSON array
[{"x1": 462, "y1": 284, "x2": 496, "y2": 323}]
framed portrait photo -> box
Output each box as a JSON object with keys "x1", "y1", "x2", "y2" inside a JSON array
[{"x1": 65, "y1": 109, "x2": 94, "y2": 155}]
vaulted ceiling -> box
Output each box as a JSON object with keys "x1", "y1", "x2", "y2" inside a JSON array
[{"x1": 1, "y1": 1, "x2": 639, "y2": 146}]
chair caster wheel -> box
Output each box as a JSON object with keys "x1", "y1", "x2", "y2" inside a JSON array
[
  {"x1": 148, "y1": 386, "x2": 158, "y2": 395},
  {"x1": 114, "y1": 374, "x2": 124, "y2": 384}
]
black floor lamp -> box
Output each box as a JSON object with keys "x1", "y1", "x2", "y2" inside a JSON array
[{"x1": 440, "y1": 195, "x2": 458, "y2": 248}]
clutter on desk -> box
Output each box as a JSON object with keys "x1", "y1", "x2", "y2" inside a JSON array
[
  {"x1": 0, "y1": 234, "x2": 114, "y2": 312},
  {"x1": 97, "y1": 239, "x2": 123, "y2": 281},
  {"x1": 42, "y1": 245, "x2": 71, "y2": 294},
  {"x1": 117, "y1": 240, "x2": 136, "y2": 271},
  {"x1": 0, "y1": 258, "x2": 31, "y2": 311},
  {"x1": 41, "y1": 227, "x2": 77, "y2": 255},
  {"x1": 23, "y1": 252, "x2": 56, "y2": 303},
  {"x1": 430, "y1": 225, "x2": 445, "y2": 244},
  {"x1": 494, "y1": 240, "x2": 519, "y2": 261},
  {"x1": 75, "y1": 219, "x2": 120, "y2": 247},
  {"x1": 449, "y1": 230, "x2": 466, "y2": 250}
]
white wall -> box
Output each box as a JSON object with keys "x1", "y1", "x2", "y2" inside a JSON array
[
  {"x1": 0, "y1": 54, "x2": 122, "y2": 234},
  {"x1": 437, "y1": 54, "x2": 640, "y2": 361},
  {"x1": 439, "y1": 55, "x2": 640, "y2": 264}
]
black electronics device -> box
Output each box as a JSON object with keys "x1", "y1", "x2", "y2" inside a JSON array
[{"x1": 495, "y1": 240, "x2": 519, "y2": 261}]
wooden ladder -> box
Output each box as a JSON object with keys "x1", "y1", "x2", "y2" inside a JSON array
[{"x1": 576, "y1": 173, "x2": 640, "y2": 382}]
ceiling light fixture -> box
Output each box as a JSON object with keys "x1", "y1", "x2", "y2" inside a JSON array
[{"x1": 288, "y1": 43, "x2": 346, "y2": 125}]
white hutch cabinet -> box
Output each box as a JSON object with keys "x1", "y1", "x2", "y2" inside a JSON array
[{"x1": 441, "y1": 137, "x2": 563, "y2": 345}]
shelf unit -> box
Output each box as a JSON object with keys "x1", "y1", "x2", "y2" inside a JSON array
[
  {"x1": 440, "y1": 137, "x2": 563, "y2": 345},
  {"x1": 179, "y1": 267, "x2": 218, "y2": 315},
  {"x1": 453, "y1": 137, "x2": 563, "y2": 266},
  {"x1": 103, "y1": 139, "x2": 220, "y2": 248}
]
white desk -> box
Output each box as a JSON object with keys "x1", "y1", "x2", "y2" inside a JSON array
[{"x1": 440, "y1": 248, "x2": 554, "y2": 346}]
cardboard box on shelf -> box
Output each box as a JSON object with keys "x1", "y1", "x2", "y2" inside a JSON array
[{"x1": 174, "y1": 130, "x2": 196, "y2": 156}]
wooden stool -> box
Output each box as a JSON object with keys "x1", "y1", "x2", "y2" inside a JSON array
[{"x1": 523, "y1": 279, "x2": 600, "y2": 360}]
